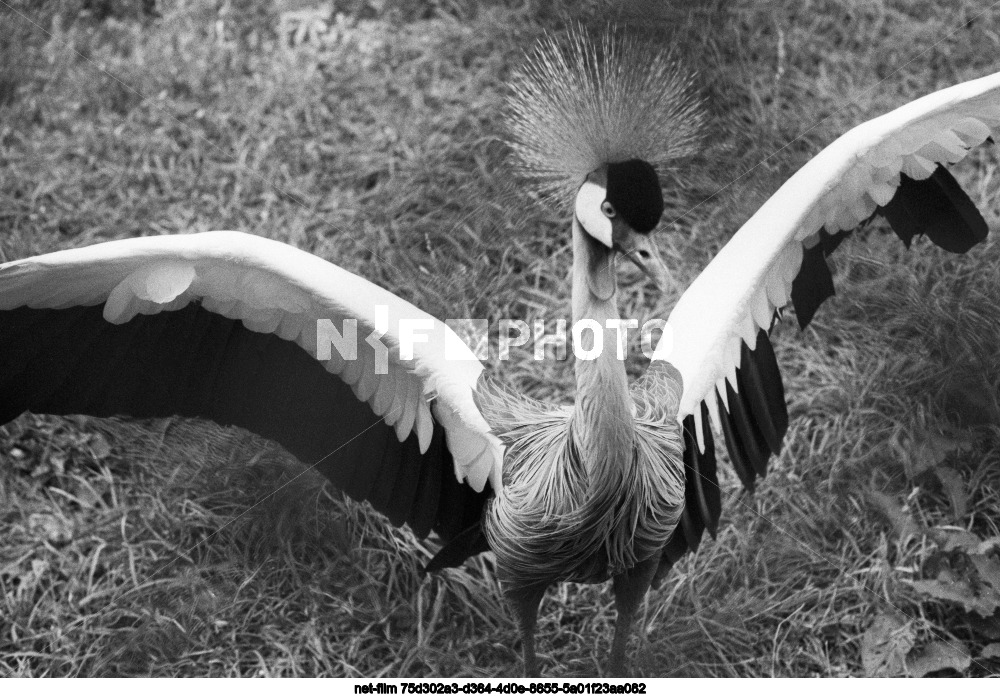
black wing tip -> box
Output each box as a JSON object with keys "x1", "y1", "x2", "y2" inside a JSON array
[
  {"x1": 790, "y1": 228, "x2": 853, "y2": 331},
  {"x1": 793, "y1": 162, "x2": 991, "y2": 332},
  {"x1": 880, "y1": 167, "x2": 989, "y2": 255},
  {"x1": 673, "y1": 331, "x2": 788, "y2": 567},
  {"x1": 791, "y1": 239, "x2": 836, "y2": 330},
  {"x1": 719, "y1": 330, "x2": 788, "y2": 488},
  {"x1": 675, "y1": 407, "x2": 721, "y2": 557}
]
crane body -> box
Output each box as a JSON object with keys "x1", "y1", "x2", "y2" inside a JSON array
[{"x1": 477, "y1": 218, "x2": 686, "y2": 674}]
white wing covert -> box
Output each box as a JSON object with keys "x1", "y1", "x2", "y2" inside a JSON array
[{"x1": 0, "y1": 231, "x2": 502, "y2": 542}]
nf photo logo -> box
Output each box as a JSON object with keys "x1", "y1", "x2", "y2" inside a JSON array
[{"x1": 315, "y1": 307, "x2": 674, "y2": 374}]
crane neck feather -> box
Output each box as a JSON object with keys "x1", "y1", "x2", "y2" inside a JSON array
[{"x1": 570, "y1": 217, "x2": 634, "y2": 471}]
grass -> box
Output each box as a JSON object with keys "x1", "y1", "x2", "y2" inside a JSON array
[{"x1": 1, "y1": 0, "x2": 1000, "y2": 678}]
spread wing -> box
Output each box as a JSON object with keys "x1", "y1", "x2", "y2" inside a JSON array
[
  {"x1": 0, "y1": 231, "x2": 502, "y2": 547},
  {"x1": 653, "y1": 70, "x2": 1000, "y2": 565}
]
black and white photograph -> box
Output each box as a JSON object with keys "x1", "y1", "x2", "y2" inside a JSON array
[{"x1": 1, "y1": 0, "x2": 999, "y2": 680}]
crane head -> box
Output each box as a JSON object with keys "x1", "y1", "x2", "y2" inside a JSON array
[
  {"x1": 506, "y1": 25, "x2": 701, "y2": 292},
  {"x1": 574, "y1": 158, "x2": 671, "y2": 291}
]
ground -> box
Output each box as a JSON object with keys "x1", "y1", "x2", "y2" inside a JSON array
[{"x1": 1, "y1": 0, "x2": 999, "y2": 678}]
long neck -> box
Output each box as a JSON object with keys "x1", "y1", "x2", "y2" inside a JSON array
[{"x1": 570, "y1": 218, "x2": 635, "y2": 471}]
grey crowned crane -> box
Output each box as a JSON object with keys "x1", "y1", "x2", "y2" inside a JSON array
[{"x1": 1, "y1": 28, "x2": 1000, "y2": 676}]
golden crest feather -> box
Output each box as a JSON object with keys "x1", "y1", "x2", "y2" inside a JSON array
[{"x1": 507, "y1": 25, "x2": 705, "y2": 208}]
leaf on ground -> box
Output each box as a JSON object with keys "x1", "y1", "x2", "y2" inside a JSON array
[
  {"x1": 27, "y1": 512, "x2": 74, "y2": 545},
  {"x1": 867, "y1": 491, "x2": 922, "y2": 542},
  {"x1": 907, "y1": 641, "x2": 971, "y2": 676},
  {"x1": 981, "y1": 643, "x2": 1000, "y2": 659},
  {"x1": 862, "y1": 612, "x2": 914, "y2": 677},
  {"x1": 935, "y1": 528, "x2": 982, "y2": 553},
  {"x1": 971, "y1": 554, "x2": 1000, "y2": 592},
  {"x1": 909, "y1": 578, "x2": 1000, "y2": 617},
  {"x1": 935, "y1": 467, "x2": 968, "y2": 519},
  {"x1": 891, "y1": 431, "x2": 973, "y2": 480}
]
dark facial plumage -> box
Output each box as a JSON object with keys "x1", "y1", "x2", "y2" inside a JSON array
[{"x1": 606, "y1": 159, "x2": 663, "y2": 233}]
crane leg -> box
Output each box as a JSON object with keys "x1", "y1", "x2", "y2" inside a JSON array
[
  {"x1": 504, "y1": 581, "x2": 549, "y2": 677},
  {"x1": 607, "y1": 556, "x2": 658, "y2": 677}
]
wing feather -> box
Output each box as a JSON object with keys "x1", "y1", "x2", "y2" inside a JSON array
[
  {"x1": 0, "y1": 231, "x2": 502, "y2": 494},
  {"x1": 652, "y1": 72, "x2": 998, "y2": 571},
  {"x1": 0, "y1": 232, "x2": 504, "y2": 554},
  {"x1": 393, "y1": 372, "x2": 417, "y2": 442},
  {"x1": 659, "y1": 70, "x2": 1000, "y2": 437}
]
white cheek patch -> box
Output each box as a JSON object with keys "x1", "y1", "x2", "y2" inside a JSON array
[{"x1": 575, "y1": 181, "x2": 613, "y2": 248}]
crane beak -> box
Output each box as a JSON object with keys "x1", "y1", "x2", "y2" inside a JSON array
[{"x1": 615, "y1": 231, "x2": 672, "y2": 292}]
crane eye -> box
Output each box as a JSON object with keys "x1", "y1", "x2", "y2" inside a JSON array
[{"x1": 601, "y1": 201, "x2": 617, "y2": 218}]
